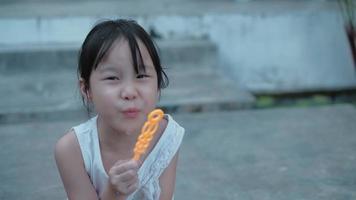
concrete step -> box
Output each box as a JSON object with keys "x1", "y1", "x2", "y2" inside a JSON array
[
  {"x1": 162, "y1": 67, "x2": 255, "y2": 112},
  {"x1": 0, "y1": 65, "x2": 255, "y2": 124},
  {"x1": 0, "y1": 39, "x2": 216, "y2": 73}
]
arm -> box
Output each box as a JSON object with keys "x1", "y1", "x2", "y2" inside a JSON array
[
  {"x1": 55, "y1": 130, "x2": 136, "y2": 200},
  {"x1": 54, "y1": 130, "x2": 99, "y2": 200},
  {"x1": 159, "y1": 151, "x2": 180, "y2": 200}
]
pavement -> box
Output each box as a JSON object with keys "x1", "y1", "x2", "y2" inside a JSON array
[{"x1": 0, "y1": 104, "x2": 356, "y2": 200}]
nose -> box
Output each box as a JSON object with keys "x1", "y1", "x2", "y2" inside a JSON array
[{"x1": 120, "y1": 82, "x2": 138, "y2": 101}]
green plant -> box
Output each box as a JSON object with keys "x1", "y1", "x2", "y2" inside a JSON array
[{"x1": 255, "y1": 96, "x2": 275, "y2": 108}]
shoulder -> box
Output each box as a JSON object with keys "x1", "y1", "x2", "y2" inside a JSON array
[
  {"x1": 54, "y1": 129, "x2": 82, "y2": 164},
  {"x1": 158, "y1": 116, "x2": 168, "y2": 135},
  {"x1": 154, "y1": 114, "x2": 185, "y2": 150},
  {"x1": 54, "y1": 130, "x2": 99, "y2": 199},
  {"x1": 164, "y1": 115, "x2": 185, "y2": 142},
  {"x1": 152, "y1": 115, "x2": 169, "y2": 147},
  {"x1": 55, "y1": 129, "x2": 77, "y2": 153},
  {"x1": 155, "y1": 115, "x2": 184, "y2": 168},
  {"x1": 55, "y1": 117, "x2": 96, "y2": 156}
]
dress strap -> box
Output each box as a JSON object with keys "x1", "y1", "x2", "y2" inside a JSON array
[
  {"x1": 137, "y1": 114, "x2": 185, "y2": 186},
  {"x1": 72, "y1": 116, "x2": 98, "y2": 177}
]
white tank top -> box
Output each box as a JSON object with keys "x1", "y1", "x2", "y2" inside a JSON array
[{"x1": 73, "y1": 114, "x2": 185, "y2": 200}]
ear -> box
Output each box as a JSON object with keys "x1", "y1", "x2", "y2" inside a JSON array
[{"x1": 79, "y1": 78, "x2": 91, "y2": 101}]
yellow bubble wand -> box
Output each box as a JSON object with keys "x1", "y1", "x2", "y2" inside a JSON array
[{"x1": 133, "y1": 109, "x2": 164, "y2": 161}]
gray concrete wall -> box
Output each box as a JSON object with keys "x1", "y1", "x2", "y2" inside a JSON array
[
  {"x1": 143, "y1": 8, "x2": 356, "y2": 93},
  {"x1": 208, "y1": 11, "x2": 356, "y2": 93},
  {"x1": 0, "y1": 2, "x2": 355, "y2": 93}
]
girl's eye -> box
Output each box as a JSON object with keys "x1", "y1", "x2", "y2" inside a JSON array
[
  {"x1": 137, "y1": 74, "x2": 150, "y2": 79},
  {"x1": 105, "y1": 76, "x2": 119, "y2": 80}
]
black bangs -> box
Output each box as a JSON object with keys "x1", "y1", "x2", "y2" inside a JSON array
[
  {"x1": 113, "y1": 19, "x2": 168, "y2": 89},
  {"x1": 121, "y1": 23, "x2": 146, "y2": 75},
  {"x1": 89, "y1": 20, "x2": 149, "y2": 75}
]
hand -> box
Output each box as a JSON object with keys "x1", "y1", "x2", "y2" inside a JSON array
[{"x1": 108, "y1": 159, "x2": 139, "y2": 196}]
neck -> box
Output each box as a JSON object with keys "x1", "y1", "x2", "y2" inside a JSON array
[{"x1": 96, "y1": 116, "x2": 140, "y2": 152}]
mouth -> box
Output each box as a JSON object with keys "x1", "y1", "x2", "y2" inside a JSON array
[{"x1": 122, "y1": 108, "x2": 140, "y2": 118}]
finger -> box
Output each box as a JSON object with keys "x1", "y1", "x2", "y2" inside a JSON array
[
  {"x1": 115, "y1": 159, "x2": 138, "y2": 165},
  {"x1": 124, "y1": 171, "x2": 139, "y2": 186},
  {"x1": 111, "y1": 175, "x2": 138, "y2": 195},
  {"x1": 115, "y1": 160, "x2": 139, "y2": 170},
  {"x1": 127, "y1": 159, "x2": 139, "y2": 168},
  {"x1": 114, "y1": 169, "x2": 138, "y2": 182},
  {"x1": 109, "y1": 160, "x2": 127, "y2": 176},
  {"x1": 126, "y1": 181, "x2": 139, "y2": 194},
  {"x1": 112, "y1": 160, "x2": 139, "y2": 175},
  {"x1": 135, "y1": 159, "x2": 143, "y2": 167}
]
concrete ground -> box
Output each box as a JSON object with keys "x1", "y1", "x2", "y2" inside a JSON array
[{"x1": 0, "y1": 104, "x2": 355, "y2": 200}]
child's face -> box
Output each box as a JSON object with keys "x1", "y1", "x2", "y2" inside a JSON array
[{"x1": 87, "y1": 38, "x2": 159, "y2": 134}]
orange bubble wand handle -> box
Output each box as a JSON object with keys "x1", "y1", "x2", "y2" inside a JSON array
[{"x1": 133, "y1": 109, "x2": 164, "y2": 161}]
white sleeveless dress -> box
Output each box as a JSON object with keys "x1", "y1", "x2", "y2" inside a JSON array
[{"x1": 73, "y1": 114, "x2": 185, "y2": 200}]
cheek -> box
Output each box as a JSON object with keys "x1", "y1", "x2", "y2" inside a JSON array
[
  {"x1": 143, "y1": 81, "x2": 158, "y2": 96},
  {"x1": 142, "y1": 85, "x2": 159, "y2": 107},
  {"x1": 90, "y1": 85, "x2": 117, "y2": 107}
]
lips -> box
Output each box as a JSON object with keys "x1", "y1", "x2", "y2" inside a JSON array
[{"x1": 122, "y1": 108, "x2": 140, "y2": 118}]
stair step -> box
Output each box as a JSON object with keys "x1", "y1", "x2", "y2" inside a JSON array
[
  {"x1": 0, "y1": 66, "x2": 255, "y2": 124},
  {"x1": 0, "y1": 39, "x2": 215, "y2": 73},
  {"x1": 162, "y1": 66, "x2": 255, "y2": 112}
]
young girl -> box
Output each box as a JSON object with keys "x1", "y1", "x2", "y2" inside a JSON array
[{"x1": 54, "y1": 19, "x2": 185, "y2": 200}]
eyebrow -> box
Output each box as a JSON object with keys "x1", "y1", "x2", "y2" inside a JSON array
[
  {"x1": 97, "y1": 64, "x2": 155, "y2": 73},
  {"x1": 97, "y1": 65, "x2": 118, "y2": 73}
]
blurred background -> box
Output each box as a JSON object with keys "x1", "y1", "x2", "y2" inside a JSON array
[{"x1": 0, "y1": 0, "x2": 356, "y2": 199}]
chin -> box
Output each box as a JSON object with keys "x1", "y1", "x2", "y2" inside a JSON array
[{"x1": 121, "y1": 119, "x2": 144, "y2": 135}]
